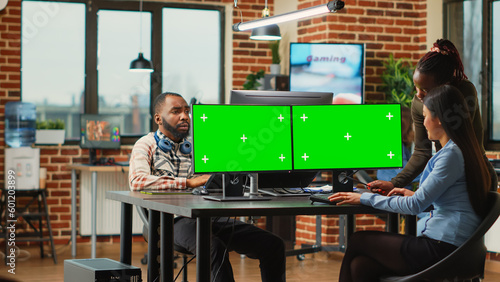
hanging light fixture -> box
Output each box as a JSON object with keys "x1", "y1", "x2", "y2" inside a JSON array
[
  {"x1": 249, "y1": 0, "x2": 281, "y2": 41},
  {"x1": 130, "y1": 0, "x2": 153, "y2": 72},
  {"x1": 233, "y1": 0, "x2": 345, "y2": 32}
]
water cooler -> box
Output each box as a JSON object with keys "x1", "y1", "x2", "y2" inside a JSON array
[
  {"x1": 5, "y1": 147, "x2": 40, "y2": 189},
  {"x1": 4, "y1": 101, "x2": 39, "y2": 189}
]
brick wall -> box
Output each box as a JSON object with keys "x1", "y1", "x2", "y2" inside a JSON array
[
  {"x1": 1, "y1": 0, "x2": 499, "y2": 260},
  {"x1": 232, "y1": 0, "x2": 278, "y2": 87}
]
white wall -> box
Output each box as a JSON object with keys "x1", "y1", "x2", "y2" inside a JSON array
[{"x1": 427, "y1": 0, "x2": 443, "y2": 49}]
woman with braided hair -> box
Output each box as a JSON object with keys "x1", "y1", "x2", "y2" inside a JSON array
[{"x1": 369, "y1": 38, "x2": 497, "y2": 194}]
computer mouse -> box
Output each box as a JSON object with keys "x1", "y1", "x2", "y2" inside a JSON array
[{"x1": 191, "y1": 187, "x2": 209, "y2": 195}]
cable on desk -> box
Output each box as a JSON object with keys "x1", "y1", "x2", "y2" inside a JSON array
[
  {"x1": 173, "y1": 255, "x2": 197, "y2": 282},
  {"x1": 213, "y1": 217, "x2": 236, "y2": 282}
]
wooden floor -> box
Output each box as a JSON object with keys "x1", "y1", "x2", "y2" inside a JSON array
[{"x1": 2, "y1": 241, "x2": 500, "y2": 281}]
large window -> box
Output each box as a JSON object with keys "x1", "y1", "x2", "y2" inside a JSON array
[
  {"x1": 97, "y1": 10, "x2": 152, "y2": 135},
  {"x1": 444, "y1": 0, "x2": 482, "y2": 110},
  {"x1": 21, "y1": 1, "x2": 85, "y2": 139},
  {"x1": 21, "y1": 1, "x2": 225, "y2": 141},
  {"x1": 444, "y1": 0, "x2": 500, "y2": 148},
  {"x1": 162, "y1": 8, "x2": 221, "y2": 104}
]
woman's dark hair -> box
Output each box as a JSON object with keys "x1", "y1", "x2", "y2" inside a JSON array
[
  {"x1": 423, "y1": 85, "x2": 490, "y2": 217},
  {"x1": 416, "y1": 39, "x2": 467, "y2": 86}
]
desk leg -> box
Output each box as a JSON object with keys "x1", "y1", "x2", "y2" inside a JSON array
[
  {"x1": 344, "y1": 214, "x2": 355, "y2": 251},
  {"x1": 196, "y1": 217, "x2": 212, "y2": 282},
  {"x1": 148, "y1": 210, "x2": 160, "y2": 282},
  {"x1": 120, "y1": 203, "x2": 132, "y2": 265},
  {"x1": 91, "y1": 171, "x2": 97, "y2": 259},
  {"x1": 405, "y1": 215, "x2": 417, "y2": 236},
  {"x1": 71, "y1": 169, "x2": 77, "y2": 257},
  {"x1": 160, "y1": 213, "x2": 174, "y2": 282}
]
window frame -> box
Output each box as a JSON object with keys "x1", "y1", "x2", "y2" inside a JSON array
[
  {"x1": 485, "y1": 0, "x2": 500, "y2": 150},
  {"x1": 443, "y1": 0, "x2": 499, "y2": 150},
  {"x1": 21, "y1": 0, "x2": 226, "y2": 145}
]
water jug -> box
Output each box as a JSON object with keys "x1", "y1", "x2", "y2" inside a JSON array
[{"x1": 5, "y1": 101, "x2": 36, "y2": 148}]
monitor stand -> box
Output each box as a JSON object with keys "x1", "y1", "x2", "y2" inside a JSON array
[{"x1": 203, "y1": 173, "x2": 272, "y2": 202}]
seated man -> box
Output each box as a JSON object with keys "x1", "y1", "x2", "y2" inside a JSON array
[{"x1": 129, "y1": 92, "x2": 286, "y2": 282}]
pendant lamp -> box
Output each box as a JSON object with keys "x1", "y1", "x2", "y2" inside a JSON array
[
  {"x1": 249, "y1": 1, "x2": 281, "y2": 41},
  {"x1": 130, "y1": 0, "x2": 153, "y2": 72}
]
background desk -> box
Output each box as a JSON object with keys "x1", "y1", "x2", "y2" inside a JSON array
[
  {"x1": 107, "y1": 191, "x2": 398, "y2": 282},
  {"x1": 68, "y1": 164, "x2": 139, "y2": 258}
]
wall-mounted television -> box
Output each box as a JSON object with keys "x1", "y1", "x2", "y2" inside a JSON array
[{"x1": 289, "y1": 42, "x2": 365, "y2": 104}]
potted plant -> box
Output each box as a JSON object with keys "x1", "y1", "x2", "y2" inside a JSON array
[
  {"x1": 243, "y1": 69, "x2": 265, "y2": 90},
  {"x1": 381, "y1": 54, "x2": 415, "y2": 108},
  {"x1": 35, "y1": 119, "x2": 66, "y2": 145},
  {"x1": 269, "y1": 40, "x2": 281, "y2": 74}
]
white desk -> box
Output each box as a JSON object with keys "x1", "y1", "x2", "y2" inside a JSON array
[{"x1": 68, "y1": 164, "x2": 129, "y2": 258}]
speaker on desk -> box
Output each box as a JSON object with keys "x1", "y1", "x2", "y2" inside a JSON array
[
  {"x1": 332, "y1": 170, "x2": 354, "y2": 192},
  {"x1": 263, "y1": 74, "x2": 289, "y2": 91}
]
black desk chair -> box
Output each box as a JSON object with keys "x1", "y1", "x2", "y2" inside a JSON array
[
  {"x1": 136, "y1": 206, "x2": 193, "y2": 282},
  {"x1": 381, "y1": 191, "x2": 500, "y2": 282}
]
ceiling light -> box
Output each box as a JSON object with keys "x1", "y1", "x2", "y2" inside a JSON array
[{"x1": 233, "y1": 0, "x2": 345, "y2": 32}]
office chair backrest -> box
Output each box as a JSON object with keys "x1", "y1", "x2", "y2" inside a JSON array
[{"x1": 381, "y1": 191, "x2": 500, "y2": 282}]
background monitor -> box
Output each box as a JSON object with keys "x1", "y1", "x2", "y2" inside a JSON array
[
  {"x1": 192, "y1": 104, "x2": 293, "y2": 174},
  {"x1": 230, "y1": 90, "x2": 333, "y2": 105},
  {"x1": 229, "y1": 90, "x2": 331, "y2": 191},
  {"x1": 289, "y1": 42, "x2": 365, "y2": 105},
  {"x1": 292, "y1": 104, "x2": 403, "y2": 170},
  {"x1": 80, "y1": 114, "x2": 121, "y2": 164}
]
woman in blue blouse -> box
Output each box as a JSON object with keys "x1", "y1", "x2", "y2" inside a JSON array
[{"x1": 329, "y1": 85, "x2": 491, "y2": 282}]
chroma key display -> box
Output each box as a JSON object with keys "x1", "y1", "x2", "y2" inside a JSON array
[
  {"x1": 192, "y1": 105, "x2": 293, "y2": 173},
  {"x1": 291, "y1": 104, "x2": 403, "y2": 170},
  {"x1": 192, "y1": 104, "x2": 403, "y2": 173}
]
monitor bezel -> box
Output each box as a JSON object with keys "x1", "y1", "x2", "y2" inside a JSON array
[{"x1": 289, "y1": 42, "x2": 366, "y2": 105}]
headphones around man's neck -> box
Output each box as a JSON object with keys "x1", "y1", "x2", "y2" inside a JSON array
[{"x1": 154, "y1": 131, "x2": 192, "y2": 154}]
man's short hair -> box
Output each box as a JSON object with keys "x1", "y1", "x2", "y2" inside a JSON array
[{"x1": 153, "y1": 92, "x2": 183, "y2": 114}]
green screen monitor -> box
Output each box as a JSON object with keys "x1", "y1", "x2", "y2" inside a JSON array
[
  {"x1": 192, "y1": 104, "x2": 403, "y2": 174},
  {"x1": 292, "y1": 104, "x2": 403, "y2": 170},
  {"x1": 192, "y1": 104, "x2": 293, "y2": 173}
]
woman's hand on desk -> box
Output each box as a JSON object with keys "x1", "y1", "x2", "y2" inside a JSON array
[
  {"x1": 328, "y1": 192, "x2": 361, "y2": 205},
  {"x1": 387, "y1": 188, "x2": 414, "y2": 197},
  {"x1": 187, "y1": 174, "x2": 211, "y2": 188},
  {"x1": 367, "y1": 180, "x2": 394, "y2": 195}
]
